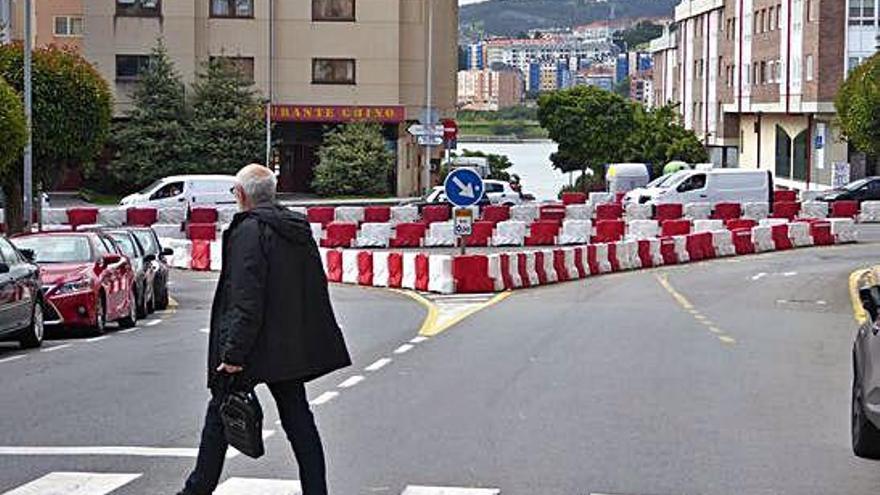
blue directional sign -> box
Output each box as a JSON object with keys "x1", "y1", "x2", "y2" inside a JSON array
[{"x1": 444, "y1": 168, "x2": 484, "y2": 207}]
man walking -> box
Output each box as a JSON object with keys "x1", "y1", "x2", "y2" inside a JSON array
[{"x1": 178, "y1": 164, "x2": 351, "y2": 495}]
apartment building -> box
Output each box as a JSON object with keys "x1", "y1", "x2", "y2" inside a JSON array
[
  {"x1": 654, "y1": 0, "x2": 880, "y2": 189},
  {"x1": 83, "y1": 0, "x2": 457, "y2": 196},
  {"x1": 1, "y1": 0, "x2": 83, "y2": 50},
  {"x1": 457, "y1": 68, "x2": 522, "y2": 111}
]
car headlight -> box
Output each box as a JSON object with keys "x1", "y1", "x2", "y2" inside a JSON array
[{"x1": 55, "y1": 278, "x2": 92, "y2": 295}]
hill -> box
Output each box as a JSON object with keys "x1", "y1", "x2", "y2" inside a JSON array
[{"x1": 460, "y1": 0, "x2": 678, "y2": 37}]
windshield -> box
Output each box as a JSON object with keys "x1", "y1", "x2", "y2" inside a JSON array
[
  {"x1": 132, "y1": 230, "x2": 159, "y2": 256},
  {"x1": 13, "y1": 236, "x2": 93, "y2": 263},
  {"x1": 137, "y1": 179, "x2": 165, "y2": 195},
  {"x1": 108, "y1": 233, "x2": 137, "y2": 258},
  {"x1": 646, "y1": 174, "x2": 676, "y2": 188},
  {"x1": 843, "y1": 178, "x2": 870, "y2": 191}
]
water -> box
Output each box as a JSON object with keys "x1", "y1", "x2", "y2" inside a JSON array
[{"x1": 455, "y1": 141, "x2": 569, "y2": 201}]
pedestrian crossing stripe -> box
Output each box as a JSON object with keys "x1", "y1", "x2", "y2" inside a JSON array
[
  {"x1": 1, "y1": 472, "x2": 141, "y2": 495},
  {"x1": 0, "y1": 472, "x2": 502, "y2": 495}
]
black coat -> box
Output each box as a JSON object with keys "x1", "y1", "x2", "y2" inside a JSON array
[{"x1": 207, "y1": 204, "x2": 351, "y2": 387}]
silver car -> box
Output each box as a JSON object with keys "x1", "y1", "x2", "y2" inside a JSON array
[{"x1": 853, "y1": 283, "x2": 880, "y2": 458}]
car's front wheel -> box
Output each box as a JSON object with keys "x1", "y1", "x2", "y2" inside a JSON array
[
  {"x1": 852, "y1": 359, "x2": 880, "y2": 459},
  {"x1": 18, "y1": 300, "x2": 44, "y2": 349},
  {"x1": 154, "y1": 279, "x2": 169, "y2": 311},
  {"x1": 118, "y1": 289, "x2": 137, "y2": 329},
  {"x1": 91, "y1": 294, "x2": 107, "y2": 336}
]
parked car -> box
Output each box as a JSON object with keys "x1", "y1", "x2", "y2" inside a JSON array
[
  {"x1": 105, "y1": 229, "x2": 155, "y2": 319},
  {"x1": 412, "y1": 180, "x2": 527, "y2": 208},
  {"x1": 12, "y1": 232, "x2": 138, "y2": 335},
  {"x1": 128, "y1": 227, "x2": 173, "y2": 310},
  {"x1": 817, "y1": 177, "x2": 880, "y2": 204},
  {"x1": 628, "y1": 169, "x2": 773, "y2": 206},
  {"x1": 853, "y1": 283, "x2": 880, "y2": 459},
  {"x1": 119, "y1": 174, "x2": 237, "y2": 208},
  {"x1": 0, "y1": 237, "x2": 44, "y2": 349}
]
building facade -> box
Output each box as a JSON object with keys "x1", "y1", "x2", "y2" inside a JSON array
[
  {"x1": 83, "y1": 0, "x2": 457, "y2": 196},
  {"x1": 1, "y1": 0, "x2": 83, "y2": 49},
  {"x1": 457, "y1": 68, "x2": 522, "y2": 111},
  {"x1": 654, "y1": 0, "x2": 880, "y2": 189}
]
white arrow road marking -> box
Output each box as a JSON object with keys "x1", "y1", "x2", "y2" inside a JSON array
[
  {"x1": 452, "y1": 177, "x2": 475, "y2": 199},
  {"x1": 402, "y1": 487, "x2": 500, "y2": 495},
  {"x1": 0, "y1": 472, "x2": 141, "y2": 495},
  {"x1": 214, "y1": 478, "x2": 302, "y2": 495}
]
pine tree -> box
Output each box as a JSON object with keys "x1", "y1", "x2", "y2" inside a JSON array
[
  {"x1": 109, "y1": 41, "x2": 190, "y2": 189},
  {"x1": 189, "y1": 57, "x2": 267, "y2": 174},
  {"x1": 313, "y1": 123, "x2": 394, "y2": 197}
]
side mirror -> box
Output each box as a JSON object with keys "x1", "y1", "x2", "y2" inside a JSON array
[
  {"x1": 861, "y1": 286, "x2": 880, "y2": 322},
  {"x1": 144, "y1": 254, "x2": 156, "y2": 263},
  {"x1": 0, "y1": 262, "x2": 10, "y2": 274},
  {"x1": 161, "y1": 247, "x2": 174, "y2": 256},
  {"x1": 19, "y1": 249, "x2": 34, "y2": 262},
  {"x1": 101, "y1": 254, "x2": 122, "y2": 267}
]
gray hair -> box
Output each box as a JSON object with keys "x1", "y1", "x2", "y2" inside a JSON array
[{"x1": 236, "y1": 164, "x2": 277, "y2": 205}]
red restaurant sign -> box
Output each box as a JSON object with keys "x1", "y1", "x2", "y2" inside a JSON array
[{"x1": 271, "y1": 105, "x2": 406, "y2": 123}]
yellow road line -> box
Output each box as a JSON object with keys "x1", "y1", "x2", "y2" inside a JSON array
[
  {"x1": 392, "y1": 289, "x2": 512, "y2": 337},
  {"x1": 850, "y1": 267, "x2": 879, "y2": 325},
  {"x1": 655, "y1": 273, "x2": 737, "y2": 346}
]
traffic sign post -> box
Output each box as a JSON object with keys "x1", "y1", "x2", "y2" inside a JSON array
[{"x1": 444, "y1": 168, "x2": 484, "y2": 255}]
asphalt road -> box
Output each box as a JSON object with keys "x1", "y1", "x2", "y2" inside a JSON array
[{"x1": 1, "y1": 232, "x2": 880, "y2": 494}]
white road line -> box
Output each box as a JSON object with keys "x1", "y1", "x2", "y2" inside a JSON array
[
  {"x1": 751, "y1": 272, "x2": 767, "y2": 281},
  {"x1": 214, "y1": 477, "x2": 302, "y2": 495},
  {"x1": 365, "y1": 358, "x2": 391, "y2": 372},
  {"x1": 337, "y1": 375, "x2": 365, "y2": 389},
  {"x1": 719, "y1": 336, "x2": 737, "y2": 345},
  {"x1": 40, "y1": 344, "x2": 72, "y2": 353},
  {"x1": 0, "y1": 472, "x2": 142, "y2": 495},
  {"x1": 783, "y1": 271, "x2": 798, "y2": 277},
  {"x1": 145, "y1": 319, "x2": 162, "y2": 327},
  {"x1": 0, "y1": 446, "x2": 199, "y2": 457},
  {"x1": 118, "y1": 328, "x2": 138, "y2": 334},
  {"x1": 198, "y1": 327, "x2": 210, "y2": 334},
  {"x1": 309, "y1": 391, "x2": 338, "y2": 406},
  {"x1": 85, "y1": 336, "x2": 109, "y2": 343},
  {"x1": 410, "y1": 336, "x2": 429, "y2": 344},
  {"x1": 402, "y1": 487, "x2": 500, "y2": 495},
  {"x1": 394, "y1": 344, "x2": 414, "y2": 354},
  {"x1": 0, "y1": 355, "x2": 24, "y2": 364}
]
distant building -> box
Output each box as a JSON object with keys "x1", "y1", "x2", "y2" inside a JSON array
[
  {"x1": 528, "y1": 62, "x2": 541, "y2": 94},
  {"x1": 457, "y1": 68, "x2": 523, "y2": 111},
  {"x1": 631, "y1": 77, "x2": 653, "y2": 106},
  {"x1": 556, "y1": 60, "x2": 573, "y2": 89},
  {"x1": 615, "y1": 53, "x2": 629, "y2": 83},
  {"x1": 1, "y1": 0, "x2": 83, "y2": 50},
  {"x1": 465, "y1": 41, "x2": 486, "y2": 70},
  {"x1": 539, "y1": 62, "x2": 558, "y2": 92},
  {"x1": 582, "y1": 74, "x2": 615, "y2": 92},
  {"x1": 649, "y1": 24, "x2": 677, "y2": 109}
]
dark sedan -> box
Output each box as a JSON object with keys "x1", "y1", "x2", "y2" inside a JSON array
[
  {"x1": 819, "y1": 177, "x2": 880, "y2": 204},
  {"x1": 105, "y1": 229, "x2": 155, "y2": 319},
  {"x1": 0, "y1": 237, "x2": 43, "y2": 349},
  {"x1": 129, "y1": 227, "x2": 172, "y2": 310},
  {"x1": 853, "y1": 283, "x2": 880, "y2": 458}
]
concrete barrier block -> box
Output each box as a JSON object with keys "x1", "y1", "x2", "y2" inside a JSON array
[
  {"x1": 800, "y1": 201, "x2": 829, "y2": 219},
  {"x1": 158, "y1": 207, "x2": 186, "y2": 224},
  {"x1": 627, "y1": 219, "x2": 660, "y2": 240},
  {"x1": 625, "y1": 203, "x2": 652, "y2": 220},
  {"x1": 510, "y1": 204, "x2": 539, "y2": 223},
  {"x1": 859, "y1": 201, "x2": 880, "y2": 223},
  {"x1": 565, "y1": 204, "x2": 592, "y2": 220},
  {"x1": 743, "y1": 202, "x2": 770, "y2": 220},
  {"x1": 684, "y1": 203, "x2": 711, "y2": 220}
]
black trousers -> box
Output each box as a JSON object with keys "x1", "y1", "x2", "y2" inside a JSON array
[{"x1": 183, "y1": 380, "x2": 327, "y2": 495}]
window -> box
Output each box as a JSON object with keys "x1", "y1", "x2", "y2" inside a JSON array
[
  {"x1": 768, "y1": 61, "x2": 774, "y2": 83},
  {"x1": 0, "y1": 239, "x2": 20, "y2": 264},
  {"x1": 116, "y1": 55, "x2": 151, "y2": 81},
  {"x1": 54, "y1": 16, "x2": 83, "y2": 36},
  {"x1": 116, "y1": 0, "x2": 160, "y2": 17},
  {"x1": 210, "y1": 0, "x2": 253, "y2": 18},
  {"x1": 806, "y1": 54, "x2": 814, "y2": 81},
  {"x1": 778, "y1": 4, "x2": 782, "y2": 29},
  {"x1": 312, "y1": 0, "x2": 355, "y2": 21},
  {"x1": 776, "y1": 60, "x2": 782, "y2": 81},
  {"x1": 849, "y1": 56, "x2": 863, "y2": 73},
  {"x1": 755, "y1": 11, "x2": 761, "y2": 33},
  {"x1": 210, "y1": 56, "x2": 255, "y2": 83},
  {"x1": 312, "y1": 58, "x2": 356, "y2": 84},
  {"x1": 745, "y1": 63, "x2": 750, "y2": 84},
  {"x1": 850, "y1": 0, "x2": 876, "y2": 26},
  {"x1": 150, "y1": 181, "x2": 184, "y2": 200},
  {"x1": 808, "y1": 0, "x2": 818, "y2": 21},
  {"x1": 677, "y1": 174, "x2": 707, "y2": 192}
]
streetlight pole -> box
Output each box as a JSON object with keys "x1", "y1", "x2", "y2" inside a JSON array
[
  {"x1": 23, "y1": 0, "x2": 33, "y2": 231},
  {"x1": 265, "y1": 0, "x2": 274, "y2": 168},
  {"x1": 422, "y1": 0, "x2": 434, "y2": 195}
]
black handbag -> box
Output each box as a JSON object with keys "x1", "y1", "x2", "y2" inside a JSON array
[{"x1": 219, "y1": 376, "x2": 265, "y2": 459}]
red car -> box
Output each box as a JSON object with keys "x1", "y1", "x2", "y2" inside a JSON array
[{"x1": 12, "y1": 232, "x2": 138, "y2": 334}]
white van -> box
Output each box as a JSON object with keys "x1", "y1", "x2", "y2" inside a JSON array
[
  {"x1": 634, "y1": 169, "x2": 773, "y2": 205},
  {"x1": 119, "y1": 175, "x2": 238, "y2": 208}
]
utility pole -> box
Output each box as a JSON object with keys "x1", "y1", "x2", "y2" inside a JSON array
[
  {"x1": 23, "y1": 0, "x2": 33, "y2": 231},
  {"x1": 265, "y1": 0, "x2": 274, "y2": 169},
  {"x1": 422, "y1": 0, "x2": 434, "y2": 195}
]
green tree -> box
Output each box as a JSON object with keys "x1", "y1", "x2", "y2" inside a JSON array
[
  {"x1": 537, "y1": 85, "x2": 636, "y2": 178},
  {"x1": 0, "y1": 44, "x2": 112, "y2": 232},
  {"x1": 108, "y1": 41, "x2": 189, "y2": 190},
  {"x1": 0, "y1": 76, "x2": 26, "y2": 178},
  {"x1": 444, "y1": 149, "x2": 514, "y2": 182},
  {"x1": 625, "y1": 104, "x2": 708, "y2": 176},
  {"x1": 313, "y1": 123, "x2": 394, "y2": 197},
  {"x1": 836, "y1": 53, "x2": 880, "y2": 158},
  {"x1": 189, "y1": 57, "x2": 267, "y2": 176},
  {"x1": 614, "y1": 21, "x2": 664, "y2": 50}
]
